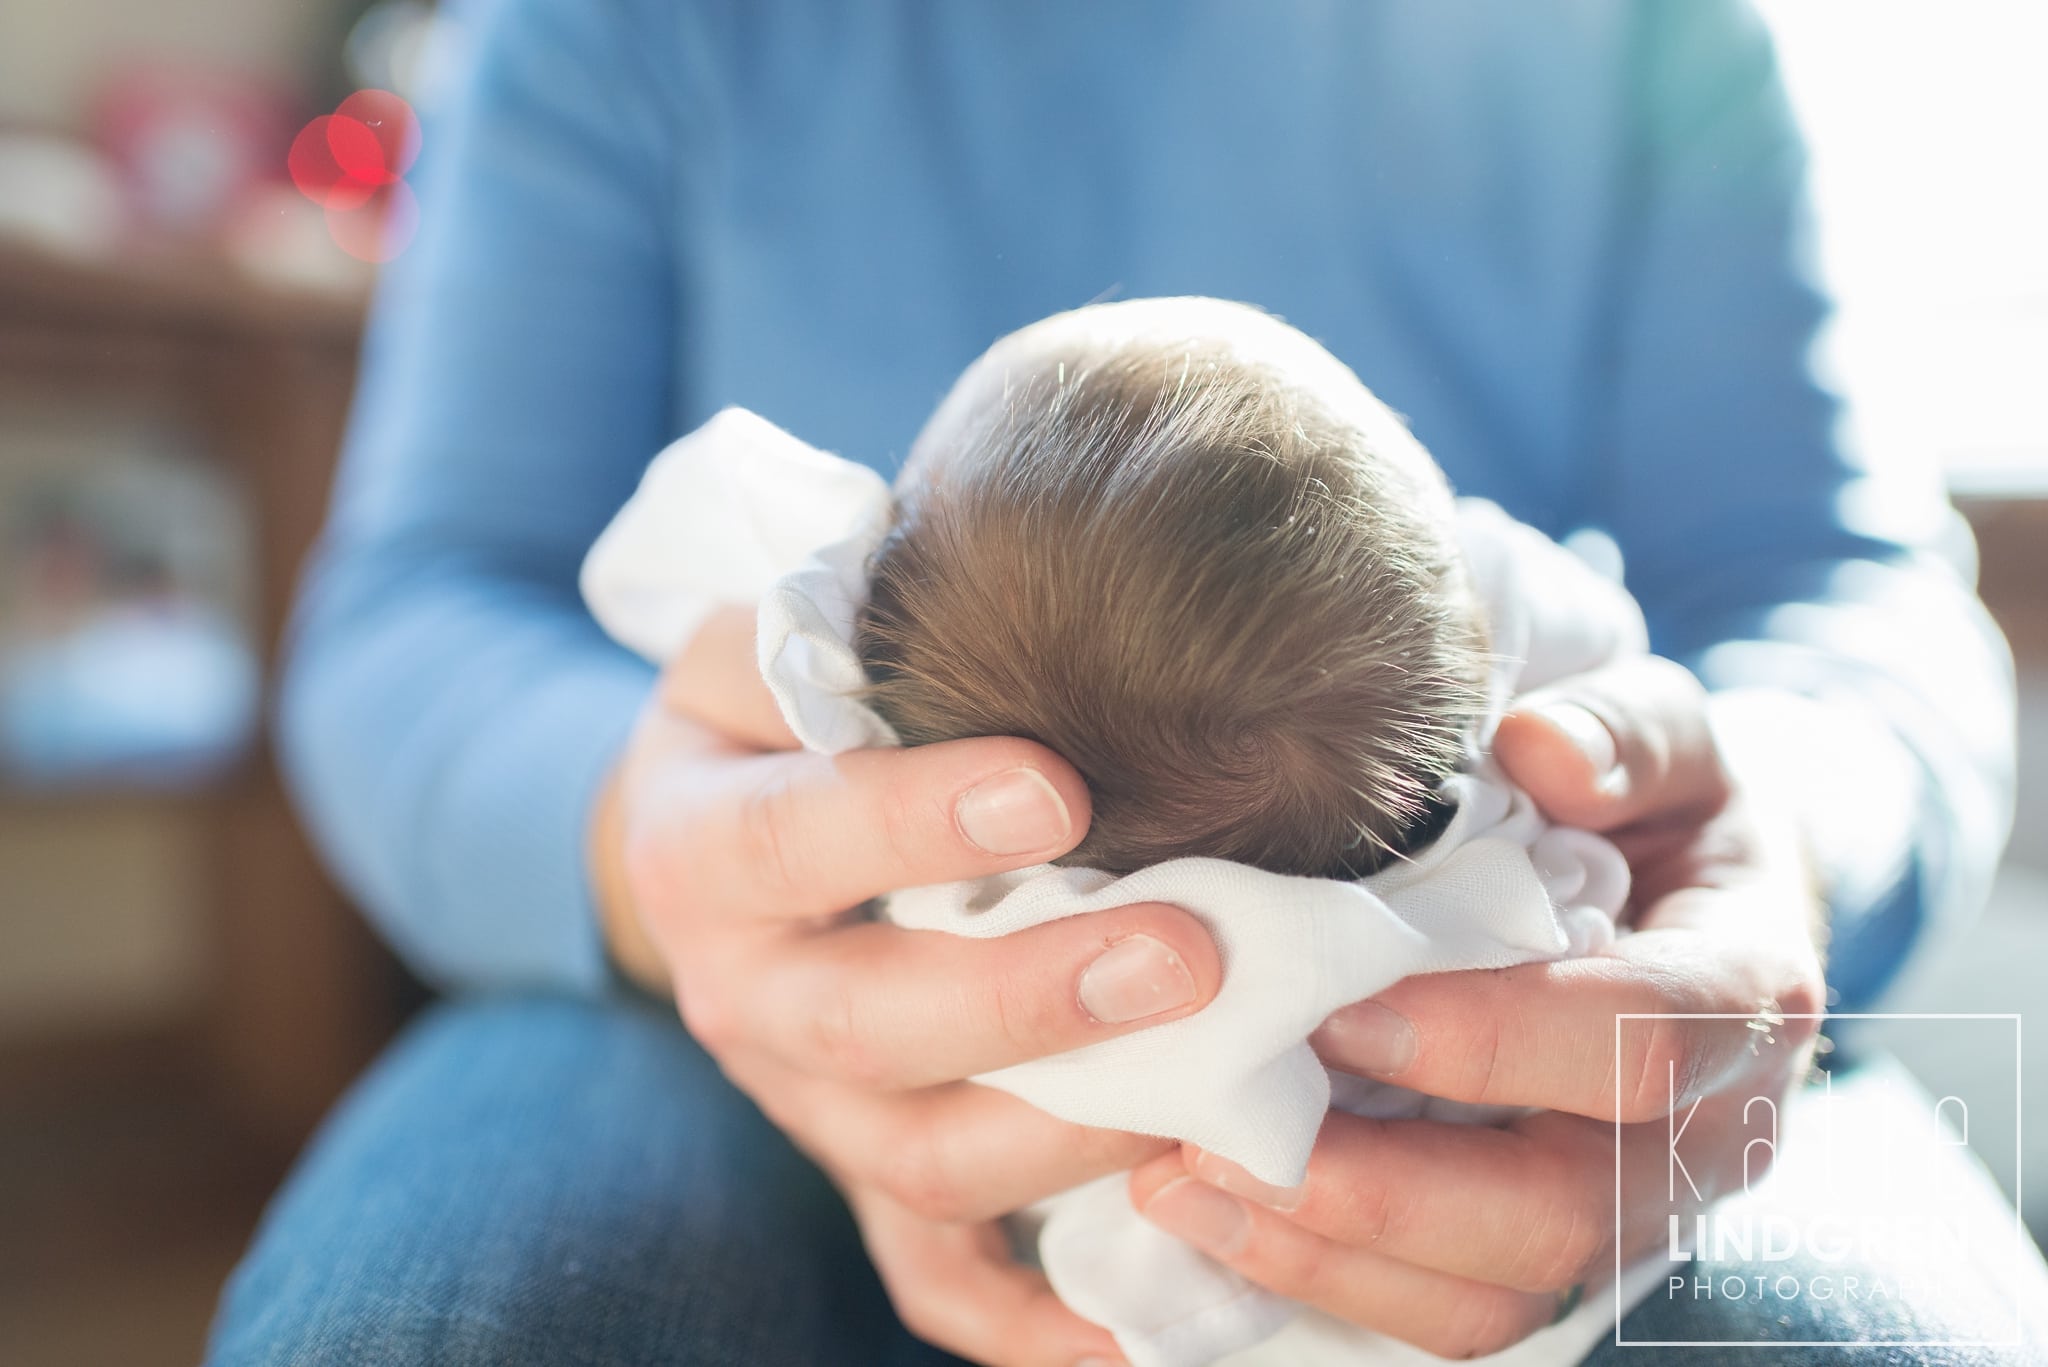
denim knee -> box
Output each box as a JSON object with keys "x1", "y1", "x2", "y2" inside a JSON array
[{"x1": 205, "y1": 996, "x2": 941, "y2": 1367}]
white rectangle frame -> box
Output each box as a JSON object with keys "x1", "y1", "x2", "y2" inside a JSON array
[{"x1": 1609, "y1": 1012, "x2": 2024, "y2": 1350}]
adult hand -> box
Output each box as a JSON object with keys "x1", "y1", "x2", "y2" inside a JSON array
[
  {"x1": 591, "y1": 605, "x2": 1222, "y2": 1367},
  {"x1": 1129, "y1": 656, "x2": 1828, "y2": 1359}
]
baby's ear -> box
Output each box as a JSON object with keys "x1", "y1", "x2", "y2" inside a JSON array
[{"x1": 658, "y1": 602, "x2": 801, "y2": 752}]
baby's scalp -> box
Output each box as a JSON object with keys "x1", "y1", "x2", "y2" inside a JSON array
[
  {"x1": 861, "y1": 298, "x2": 1489, "y2": 878},
  {"x1": 908, "y1": 297, "x2": 1456, "y2": 523}
]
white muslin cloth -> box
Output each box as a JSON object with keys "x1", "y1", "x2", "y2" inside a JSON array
[{"x1": 583, "y1": 407, "x2": 1662, "y2": 1367}]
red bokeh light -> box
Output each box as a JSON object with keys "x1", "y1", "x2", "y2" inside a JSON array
[
  {"x1": 287, "y1": 90, "x2": 421, "y2": 257},
  {"x1": 324, "y1": 114, "x2": 391, "y2": 188},
  {"x1": 289, "y1": 116, "x2": 370, "y2": 210},
  {"x1": 336, "y1": 89, "x2": 421, "y2": 180}
]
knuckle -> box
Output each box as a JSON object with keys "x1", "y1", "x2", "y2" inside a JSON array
[
  {"x1": 1331, "y1": 1157, "x2": 1396, "y2": 1250},
  {"x1": 675, "y1": 981, "x2": 739, "y2": 1056},
  {"x1": 1619, "y1": 1012, "x2": 1700, "y2": 1123},
  {"x1": 804, "y1": 977, "x2": 891, "y2": 1089},
  {"x1": 873, "y1": 777, "x2": 937, "y2": 874},
  {"x1": 737, "y1": 772, "x2": 810, "y2": 907},
  {"x1": 1773, "y1": 964, "x2": 1829, "y2": 1032},
  {"x1": 1516, "y1": 1162, "x2": 1608, "y2": 1292},
  {"x1": 1777, "y1": 1006, "x2": 1824, "y2": 1058},
  {"x1": 1239, "y1": 1223, "x2": 1323, "y2": 1300},
  {"x1": 1430, "y1": 1290, "x2": 1549, "y2": 1360},
  {"x1": 1639, "y1": 657, "x2": 1728, "y2": 800},
  {"x1": 986, "y1": 956, "x2": 1067, "y2": 1058},
  {"x1": 875, "y1": 1126, "x2": 970, "y2": 1223},
  {"x1": 1622, "y1": 710, "x2": 1676, "y2": 800},
  {"x1": 1452, "y1": 1011, "x2": 1509, "y2": 1105}
]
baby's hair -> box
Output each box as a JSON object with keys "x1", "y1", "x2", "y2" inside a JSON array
[{"x1": 856, "y1": 332, "x2": 1488, "y2": 879}]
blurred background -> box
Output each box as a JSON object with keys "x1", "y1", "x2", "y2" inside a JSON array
[{"x1": 0, "y1": 2, "x2": 2042, "y2": 1363}]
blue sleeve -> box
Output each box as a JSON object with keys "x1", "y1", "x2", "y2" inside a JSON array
[
  {"x1": 277, "y1": 0, "x2": 684, "y2": 991},
  {"x1": 1584, "y1": 1, "x2": 2015, "y2": 1007}
]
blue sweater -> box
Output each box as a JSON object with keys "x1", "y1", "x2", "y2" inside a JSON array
[{"x1": 280, "y1": 0, "x2": 2013, "y2": 1005}]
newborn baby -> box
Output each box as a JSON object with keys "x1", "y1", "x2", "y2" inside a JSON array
[
  {"x1": 583, "y1": 298, "x2": 1654, "y2": 1367},
  {"x1": 857, "y1": 297, "x2": 1485, "y2": 880}
]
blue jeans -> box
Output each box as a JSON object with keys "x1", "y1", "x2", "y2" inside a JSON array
[{"x1": 207, "y1": 997, "x2": 2046, "y2": 1365}]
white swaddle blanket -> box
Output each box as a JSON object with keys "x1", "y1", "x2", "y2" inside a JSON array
[{"x1": 583, "y1": 407, "x2": 1664, "y2": 1367}]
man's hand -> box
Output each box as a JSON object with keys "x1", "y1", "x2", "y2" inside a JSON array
[
  {"x1": 1128, "y1": 656, "x2": 1827, "y2": 1359},
  {"x1": 591, "y1": 606, "x2": 1221, "y2": 1366}
]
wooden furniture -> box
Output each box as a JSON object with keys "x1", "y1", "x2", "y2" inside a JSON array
[
  {"x1": 0, "y1": 240, "x2": 402, "y2": 1150},
  {"x1": 1965, "y1": 496, "x2": 2048, "y2": 665}
]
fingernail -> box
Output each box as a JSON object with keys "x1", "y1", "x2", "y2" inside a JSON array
[
  {"x1": 1312, "y1": 1001, "x2": 1417, "y2": 1077},
  {"x1": 956, "y1": 767, "x2": 1070, "y2": 856},
  {"x1": 1535, "y1": 702, "x2": 1621, "y2": 791},
  {"x1": 1189, "y1": 1149, "x2": 1305, "y2": 1211},
  {"x1": 1140, "y1": 1177, "x2": 1250, "y2": 1257},
  {"x1": 1079, "y1": 935, "x2": 1196, "y2": 1024}
]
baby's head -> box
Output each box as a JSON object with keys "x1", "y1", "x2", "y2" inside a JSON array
[{"x1": 857, "y1": 299, "x2": 1488, "y2": 878}]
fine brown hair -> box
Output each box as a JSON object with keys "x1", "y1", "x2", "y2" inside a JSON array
[{"x1": 856, "y1": 331, "x2": 1488, "y2": 878}]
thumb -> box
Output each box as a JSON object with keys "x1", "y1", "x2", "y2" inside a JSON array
[{"x1": 1493, "y1": 655, "x2": 1728, "y2": 832}]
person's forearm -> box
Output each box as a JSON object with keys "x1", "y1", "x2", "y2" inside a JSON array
[
  {"x1": 1686, "y1": 560, "x2": 2015, "y2": 1007},
  {"x1": 280, "y1": 542, "x2": 650, "y2": 993}
]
